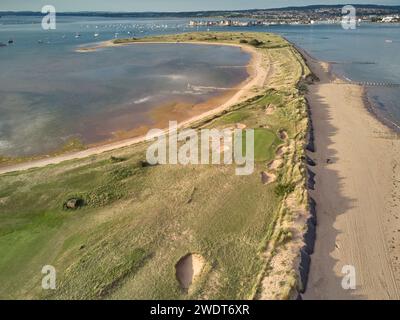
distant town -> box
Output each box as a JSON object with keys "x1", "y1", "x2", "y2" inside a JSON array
[{"x1": 187, "y1": 5, "x2": 400, "y2": 26}]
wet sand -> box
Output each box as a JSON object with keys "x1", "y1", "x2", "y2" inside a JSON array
[
  {"x1": 302, "y1": 50, "x2": 400, "y2": 299},
  {"x1": 0, "y1": 41, "x2": 266, "y2": 174}
]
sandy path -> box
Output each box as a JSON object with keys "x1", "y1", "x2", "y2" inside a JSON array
[
  {"x1": 303, "y1": 53, "x2": 400, "y2": 299},
  {"x1": 0, "y1": 42, "x2": 267, "y2": 175}
]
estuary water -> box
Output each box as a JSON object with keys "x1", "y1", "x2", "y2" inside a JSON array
[
  {"x1": 0, "y1": 16, "x2": 250, "y2": 157},
  {"x1": 1, "y1": 15, "x2": 399, "y2": 156}
]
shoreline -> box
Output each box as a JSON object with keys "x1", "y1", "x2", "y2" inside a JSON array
[
  {"x1": 300, "y1": 44, "x2": 400, "y2": 299},
  {"x1": 291, "y1": 40, "x2": 400, "y2": 135},
  {"x1": 0, "y1": 40, "x2": 266, "y2": 175}
]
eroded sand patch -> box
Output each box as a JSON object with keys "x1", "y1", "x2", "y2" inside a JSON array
[
  {"x1": 279, "y1": 130, "x2": 288, "y2": 141},
  {"x1": 235, "y1": 123, "x2": 247, "y2": 129},
  {"x1": 268, "y1": 159, "x2": 283, "y2": 171},
  {"x1": 261, "y1": 171, "x2": 276, "y2": 185},
  {"x1": 175, "y1": 254, "x2": 205, "y2": 292},
  {"x1": 265, "y1": 104, "x2": 276, "y2": 115}
]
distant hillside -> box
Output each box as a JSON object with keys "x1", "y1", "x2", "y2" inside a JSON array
[{"x1": 1, "y1": 4, "x2": 400, "y2": 18}]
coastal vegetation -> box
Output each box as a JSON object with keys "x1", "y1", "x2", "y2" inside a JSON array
[{"x1": 0, "y1": 32, "x2": 311, "y2": 299}]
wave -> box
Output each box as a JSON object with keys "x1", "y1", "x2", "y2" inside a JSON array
[
  {"x1": 0, "y1": 140, "x2": 11, "y2": 150},
  {"x1": 133, "y1": 96, "x2": 152, "y2": 104}
]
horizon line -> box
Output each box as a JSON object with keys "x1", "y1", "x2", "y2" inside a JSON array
[{"x1": 1, "y1": 3, "x2": 399, "y2": 14}]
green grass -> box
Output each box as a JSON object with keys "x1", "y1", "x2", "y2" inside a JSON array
[
  {"x1": 242, "y1": 128, "x2": 281, "y2": 162},
  {"x1": 0, "y1": 31, "x2": 309, "y2": 300}
]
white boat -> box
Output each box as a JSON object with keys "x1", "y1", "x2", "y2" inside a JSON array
[
  {"x1": 385, "y1": 39, "x2": 393, "y2": 43},
  {"x1": 94, "y1": 33, "x2": 99, "y2": 38}
]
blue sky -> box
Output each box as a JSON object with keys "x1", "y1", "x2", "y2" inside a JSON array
[{"x1": 0, "y1": 0, "x2": 399, "y2": 12}]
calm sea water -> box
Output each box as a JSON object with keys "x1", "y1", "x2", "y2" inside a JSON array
[
  {"x1": 0, "y1": 16, "x2": 250, "y2": 157},
  {"x1": 1, "y1": 15, "x2": 399, "y2": 156}
]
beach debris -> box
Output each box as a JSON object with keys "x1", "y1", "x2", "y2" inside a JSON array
[
  {"x1": 63, "y1": 198, "x2": 85, "y2": 210},
  {"x1": 326, "y1": 158, "x2": 332, "y2": 164},
  {"x1": 175, "y1": 254, "x2": 205, "y2": 293}
]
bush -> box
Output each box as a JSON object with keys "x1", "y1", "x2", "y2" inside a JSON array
[
  {"x1": 275, "y1": 183, "x2": 296, "y2": 197},
  {"x1": 110, "y1": 156, "x2": 126, "y2": 163},
  {"x1": 249, "y1": 39, "x2": 264, "y2": 47},
  {"x1": 110, "y1": 167, "x2": 133, "y2": 181},
  {"x1": 239, "y1": 39, "x2": 248, "y2": 44}
]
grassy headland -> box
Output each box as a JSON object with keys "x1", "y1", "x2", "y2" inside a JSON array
[{"x1": 0, "y1": 32, "x2": 311, "y2": 299}]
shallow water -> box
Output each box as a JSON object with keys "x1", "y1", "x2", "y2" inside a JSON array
[{"x1": 0, "y1": 16, "x2": 250, "y2": 156}]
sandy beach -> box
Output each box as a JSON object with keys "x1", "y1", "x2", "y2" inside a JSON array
[
  {"x1": 0, "y1": 41, "x2": 266, "y2": 175},
  {"x1": 302, "y1": 50, "x2": 400, "y2": 299}
]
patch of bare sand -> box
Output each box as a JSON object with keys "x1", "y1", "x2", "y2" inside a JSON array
[
  {"x1": 268, "y1": 159, "x2": 283, "y2": 171},
  {"x1": 236, "y1": 123, "x2": 247, "y2": 129},
  {"x1": 176, "y1": 254, "x2": 206, "y2": 293},
  {"x1": 261, "y1": 171, "x2": 276, "y2": 185},
  {"x1": 265, "y1": 104, "x2": 276, "y2": 115},
  {"x1": 303, "y1": 53, "x2": 400, "y2": 299}
]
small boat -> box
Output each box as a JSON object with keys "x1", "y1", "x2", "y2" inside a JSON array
[
  {"x1": 94, "y1": 33, "x2": 99, "y2": 38},
  {"x1": 37, "y1": 40, "x2": 43, "y2": 44},
  {"x1": 0, "y1": 42, "x2": 7, "y2": 47},
  {"x1": 8, "y1": 39, "x2": 14, "y2": 44},
  {"x1": 75, "y1": 33, "x2": 81, "y2": 38},
  {"x1": 385, "y1": 39, "x2": 393, "y2": 43}
]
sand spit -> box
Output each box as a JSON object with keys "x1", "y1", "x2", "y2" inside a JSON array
[{"x1": 301, "y1": 49, "x2": 400, "y2": 299}]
